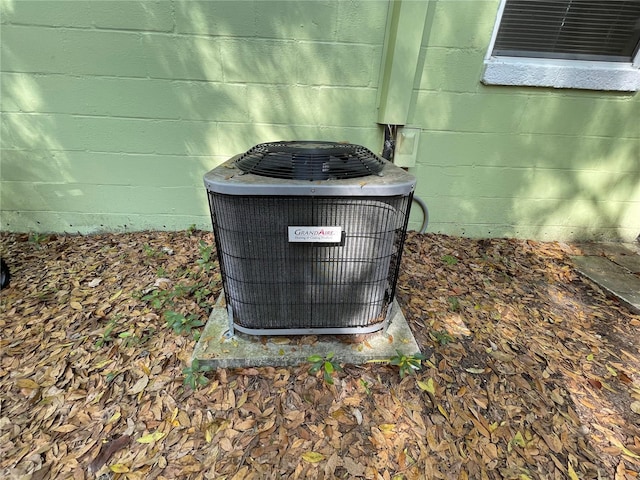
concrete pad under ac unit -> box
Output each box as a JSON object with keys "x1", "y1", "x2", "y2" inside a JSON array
[{"x1": 192, "y1": 294, "x2": 422, "y2": 369}]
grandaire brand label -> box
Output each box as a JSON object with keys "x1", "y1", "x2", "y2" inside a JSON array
[{"x1": 288, "y1": 226, "x2": 342, "y2": 243}]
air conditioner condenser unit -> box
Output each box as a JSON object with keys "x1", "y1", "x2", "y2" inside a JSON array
[{"x1": 204, "y1": 141, "x2": 415, "y2": 336}]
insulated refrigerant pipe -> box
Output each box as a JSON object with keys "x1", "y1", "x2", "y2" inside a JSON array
[{"x1": 413, "y1": 194, "x2": 429, "y2": 234}]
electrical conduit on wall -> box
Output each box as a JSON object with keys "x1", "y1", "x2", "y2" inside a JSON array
[{"x1": 376, "y1": 0, "x2": 431, "y2": 233}]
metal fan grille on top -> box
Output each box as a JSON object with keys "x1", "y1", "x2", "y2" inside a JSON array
[{"x1": 235, "y1": 141, "x2": 385, "y2": 181}]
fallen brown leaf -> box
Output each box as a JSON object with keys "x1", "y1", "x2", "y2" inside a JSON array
[{"x1": 88, "y1": 435, "x2": 131, "y2": 474}]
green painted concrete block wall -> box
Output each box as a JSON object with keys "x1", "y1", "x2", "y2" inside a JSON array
[
  {"x1": 1, "y1": 0, "x2": 639, "y2": 242},
  {"x1": 407, "y1": 0, "x2": 640, "y2": 241},
  {"x1": 0, "y1": 0, "x2": 388, "y2": 234}
]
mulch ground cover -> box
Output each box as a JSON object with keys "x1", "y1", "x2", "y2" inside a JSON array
[{"x1": 1, "y1": 230, "x2": 639, "y2": 480}]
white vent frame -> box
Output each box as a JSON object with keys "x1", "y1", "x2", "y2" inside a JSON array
[{"x1": 482, "y1": 0, "x2": 640, "y2": 91}]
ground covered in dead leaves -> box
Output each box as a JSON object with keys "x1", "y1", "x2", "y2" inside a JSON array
[{"x1": 1, "y1": 230, "x2": 639, "y2": 480}]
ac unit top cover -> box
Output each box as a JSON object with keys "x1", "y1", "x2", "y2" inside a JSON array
[{"x1": 204, "y1": 141, "x2": 416, "y2": 197}]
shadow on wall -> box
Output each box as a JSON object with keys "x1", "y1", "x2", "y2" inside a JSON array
[
  {"x1": 168, "y1": 0, "x2": 385, "y2": 154},
  {"x1": 4, "y1": 0, "x2": 636, "y2": 240},
  {"x1": 512, "y1": 97, "x2": 639, "y2": 241},
  {"x1": 0, "y1": 0, "x2": 388, "y2": 233},
  {"x1": 478, "y1": 87, "x2": 640, "y2": 241},
  {"x1": 405, "y1": 0, "x2": 640, "y2": 241}
]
